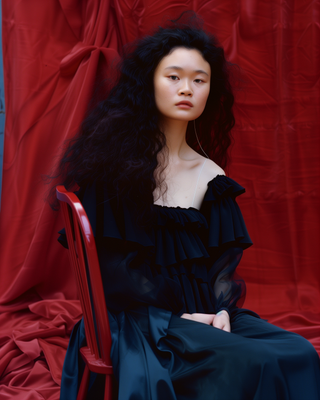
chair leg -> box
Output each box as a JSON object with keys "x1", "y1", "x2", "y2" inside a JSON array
[
  {"x1": 77, "y1": 364, "x2": 90, "y2": 400},
  {"x1": 104, "y1": 374, "x2": 112, "y2": 400}
]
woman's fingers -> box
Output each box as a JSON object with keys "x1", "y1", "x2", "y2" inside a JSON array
[
  {"x1": 222, "y1": 323, "x2": 231, "y2": 332},
  {"x1": 192, "y1": 313, "x2": 215, "y2": 325},
  {"x1": 181, "y1": 312, "x2": 231, "y2": 331},
  {"x1": 181, "y1": 313, "x2": 215, "y2": 325},
  {"x1": 212, "y1": 312, "x2": 231, "y2": 332}
]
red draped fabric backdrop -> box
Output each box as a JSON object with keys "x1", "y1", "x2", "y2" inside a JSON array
[{"x1": 0, "y1": 1, "x2": 319, "y2": 398}]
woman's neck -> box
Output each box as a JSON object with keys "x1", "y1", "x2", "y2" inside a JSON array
[{"x1": 160, "y1": 119, "x2": 189, "y2": 160}]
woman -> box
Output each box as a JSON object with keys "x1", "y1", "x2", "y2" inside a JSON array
[{"x1": 57, "y1": 13, "x2": 320, "y2": 400}]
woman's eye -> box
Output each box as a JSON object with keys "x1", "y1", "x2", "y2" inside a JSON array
[
  {"x1": 195, "y1": 79, "x2": 204, "y2": 83},
  {"x1": 168, "y1": 75, "x2": 179, "y2": 80}
]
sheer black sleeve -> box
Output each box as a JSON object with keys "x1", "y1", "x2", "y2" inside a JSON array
[{"x1": 201, "y1": 176, "x2": 253, "y2": 315}]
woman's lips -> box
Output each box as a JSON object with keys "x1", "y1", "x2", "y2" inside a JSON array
[{"x1": 176, "y1": 101, "x2": 193, "y2": 108}]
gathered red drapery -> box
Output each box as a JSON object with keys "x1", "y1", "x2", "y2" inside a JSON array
[{"x1": 0, "y1": 1, "x2": 319, "y2": 398}]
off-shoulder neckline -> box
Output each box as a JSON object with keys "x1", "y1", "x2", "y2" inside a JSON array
[{"x1": 153, "y1": 174, "x2": 226, "y2": 212}]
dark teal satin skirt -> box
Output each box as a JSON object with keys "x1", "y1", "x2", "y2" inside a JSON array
[{"x1": 60, "y1": 308, "x2": 320, "y2": 400}]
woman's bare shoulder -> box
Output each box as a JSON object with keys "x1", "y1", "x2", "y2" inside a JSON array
[
  {"x1": 188, "y1": 147, "x2": 225, "y2": 178},
  {"x1": 201, "y1": 157, "x2": 225, "y2": 183},
  {"x1": 191, "y1": 157, "x2": 225, "y2": 209}
]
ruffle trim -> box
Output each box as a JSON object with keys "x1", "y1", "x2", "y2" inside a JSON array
[
  {"x1": 203, "y1": 176, "x2": 252, "y2": 249},
  {"x1": 154, "y1": 205, "x2": 208, "y2": 229},
  {"x1": 203, "y1": 175, "x2": 246, "y2": 202},
  {"x1": 59, "y1": 175, "x2": 252, "y2": 266}
]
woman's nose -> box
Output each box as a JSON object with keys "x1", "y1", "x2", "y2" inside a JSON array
[{"x1": 179, "y1": 81, "x2": 193, "y2": 96}]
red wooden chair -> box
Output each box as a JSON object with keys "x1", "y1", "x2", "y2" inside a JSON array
[{"x1": 56, "y1": 185, "x2": 113, "y2": 400}]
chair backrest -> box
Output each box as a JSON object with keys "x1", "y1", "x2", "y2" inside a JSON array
[{"x1": 56, "y1": 185, "x2": 112, "y2": 365}]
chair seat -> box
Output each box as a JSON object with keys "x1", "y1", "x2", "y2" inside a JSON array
[{"x1": 80, "y1": 347, "x2": 113, "y2": 374}]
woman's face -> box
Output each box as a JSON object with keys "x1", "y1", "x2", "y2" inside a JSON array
[{"x1": 153, "y1": 47, "x2": 211, "y2": 124}]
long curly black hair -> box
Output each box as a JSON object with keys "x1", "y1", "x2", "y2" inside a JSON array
[{"x1": 54, "y1": 12, "x2": 235, "y2": 220}]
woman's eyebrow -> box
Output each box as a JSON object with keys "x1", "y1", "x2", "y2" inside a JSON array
[{"x1": 164, "y1": 66, "x2": 209, "y2": 76}]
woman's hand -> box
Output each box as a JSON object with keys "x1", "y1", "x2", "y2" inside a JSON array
[
  {"x1": 181, "y1": 310, "x2": 231, "y2": 332},
  {"x1": 212, "y1": 310, "x2": 230, "y2": 332}
]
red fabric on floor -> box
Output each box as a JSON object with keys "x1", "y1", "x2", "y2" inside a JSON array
[
  {"x1": 0, "y1": 0, "x2": 319, "y2": 398},
  {"x1": 0, "y1": 300, "x2": 82, "y2": 399}
]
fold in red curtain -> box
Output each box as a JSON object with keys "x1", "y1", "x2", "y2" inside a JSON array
[{"x1": 0, "y1": 1, "x2": 319, "y2": 399}]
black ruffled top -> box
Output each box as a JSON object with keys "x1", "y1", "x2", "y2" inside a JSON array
[{"x1": 59, "y1": 175, "x2": 252, "y2": 317}]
